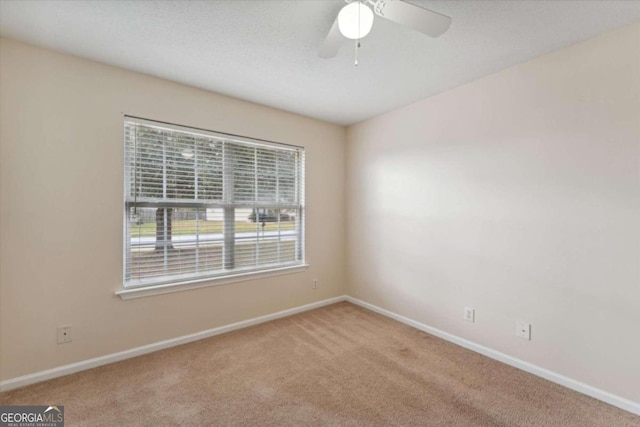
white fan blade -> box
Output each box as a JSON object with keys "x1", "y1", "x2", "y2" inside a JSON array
[
  {"x1": 375, "y1": 0, "x2": 451, "y2": 37},
  {"x1": 318, "y1": 18, "x2": 343, "y2": 58}
]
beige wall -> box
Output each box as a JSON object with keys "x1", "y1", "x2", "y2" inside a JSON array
[
  {"x1": 346, "y1": 22, "x2": 640, "y2": 403},
  {"x1": 2, "y1": 21, "x2": 639, "y2": 405},
  {"x1": 0, "y1": 39, "x2": 346, "y2": 381}
]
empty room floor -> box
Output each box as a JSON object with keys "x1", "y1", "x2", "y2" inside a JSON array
[{"x1": 0, "y1": 302, "x2": 637, "y2": 426}]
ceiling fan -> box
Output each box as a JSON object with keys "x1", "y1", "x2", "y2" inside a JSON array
[{"x1": 319, "y1": 0, "x2": 452, "y2": 62}]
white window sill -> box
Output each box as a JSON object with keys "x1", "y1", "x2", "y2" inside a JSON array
[{"x1": 116, "y1": 264, "x2": 309, "y2": 300}]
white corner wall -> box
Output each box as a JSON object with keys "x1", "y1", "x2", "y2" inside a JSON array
[
  {"x1": 0, "y1": 38, "x2": 346, "y2": 381},
  {"x1": 346, "y1": 22, "x2": 640, "y2": 403}
]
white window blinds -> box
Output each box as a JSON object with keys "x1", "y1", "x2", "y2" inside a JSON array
[{"x1": 124, "y1": 117, "x2": 305, "y2": 288}]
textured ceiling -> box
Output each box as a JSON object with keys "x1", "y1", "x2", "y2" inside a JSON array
[{"x1": 1, "y1": 1, "x2": 639, "y2": 125}]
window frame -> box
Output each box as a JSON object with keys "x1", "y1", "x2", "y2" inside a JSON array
[{"x1": 120, "y1": 116, "x2": 306, "y2": 297}]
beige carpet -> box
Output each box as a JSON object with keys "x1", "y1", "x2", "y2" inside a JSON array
[{"x1": 1, "y1": 302, "x2": 638, "y2": 426}]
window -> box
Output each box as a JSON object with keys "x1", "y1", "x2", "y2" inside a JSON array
[{"x1": 124, "y1": 117, "x2": 305, "y2": 289}]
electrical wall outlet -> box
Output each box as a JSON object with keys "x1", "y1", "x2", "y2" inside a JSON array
[
  {"x1": 57, "y1": 325, "x2": 72, "y2": 344},
  {"x1": 312, "y1": 279, "x2": 319, "y2": 289},
  {"x1": 517, "y1": 321, "x2": 531, "y2": 340},
  {"x1": 464, "y1": 307, "x2": 475, "y2": 323}
]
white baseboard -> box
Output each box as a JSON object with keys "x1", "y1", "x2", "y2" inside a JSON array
[
  {"x1": 2, "y1": 294, "x2": 638, "y2": 417},
  {"x1": 0, "y1": 295, "x2": 348, "y2": 393},
  {"x1": 345, "y1": 296, "x2": 640, "y2": 416}
]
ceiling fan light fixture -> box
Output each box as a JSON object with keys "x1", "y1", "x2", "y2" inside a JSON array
[{"x1": 338, "y1": 2, "x2": 374, "y2": 40}]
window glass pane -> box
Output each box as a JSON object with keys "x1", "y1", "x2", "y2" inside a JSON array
[
  {"x1": 124, "y1": 118, "x2": 304, "y2": 287},
  {"x1": 230, "y1": 144, "x2": 256, "y2": 203},
  {"x1": 126, "y1": 125, "x2": 165, "y2": 199},
  {"x1": 235, "y1": 208, "x2": 299, "y2": 270},
  {"x1": 197, "y1": 139, "x2": 223, "y2": 201},
  {"x1": 166, "y1": 134, "x2": 196, "y2": 200},
  {"x1": 277, "y1": 150, "x2": 297, "y2": 204},
  {"x1": 257, "y1": 148, "x2": 277, "y2": 203},
  {"x1": 127, "y1": 207, "x2": 224, "y2": 283}
]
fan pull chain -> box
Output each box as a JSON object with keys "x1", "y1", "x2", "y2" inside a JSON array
[{"x1": 355, "y1": 0, "x2": 361, "y2": 66}]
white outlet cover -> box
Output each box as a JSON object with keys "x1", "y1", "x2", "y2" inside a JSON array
[
  {"x1": 464, "y1": 307, "x2": 475, "y2": 323},
  {"x1": 517, "y1": 321, "x2": 531, "y2": 340},
  {"x1": 57, "y1": 326, "x2": 72, "y2": 344}
]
